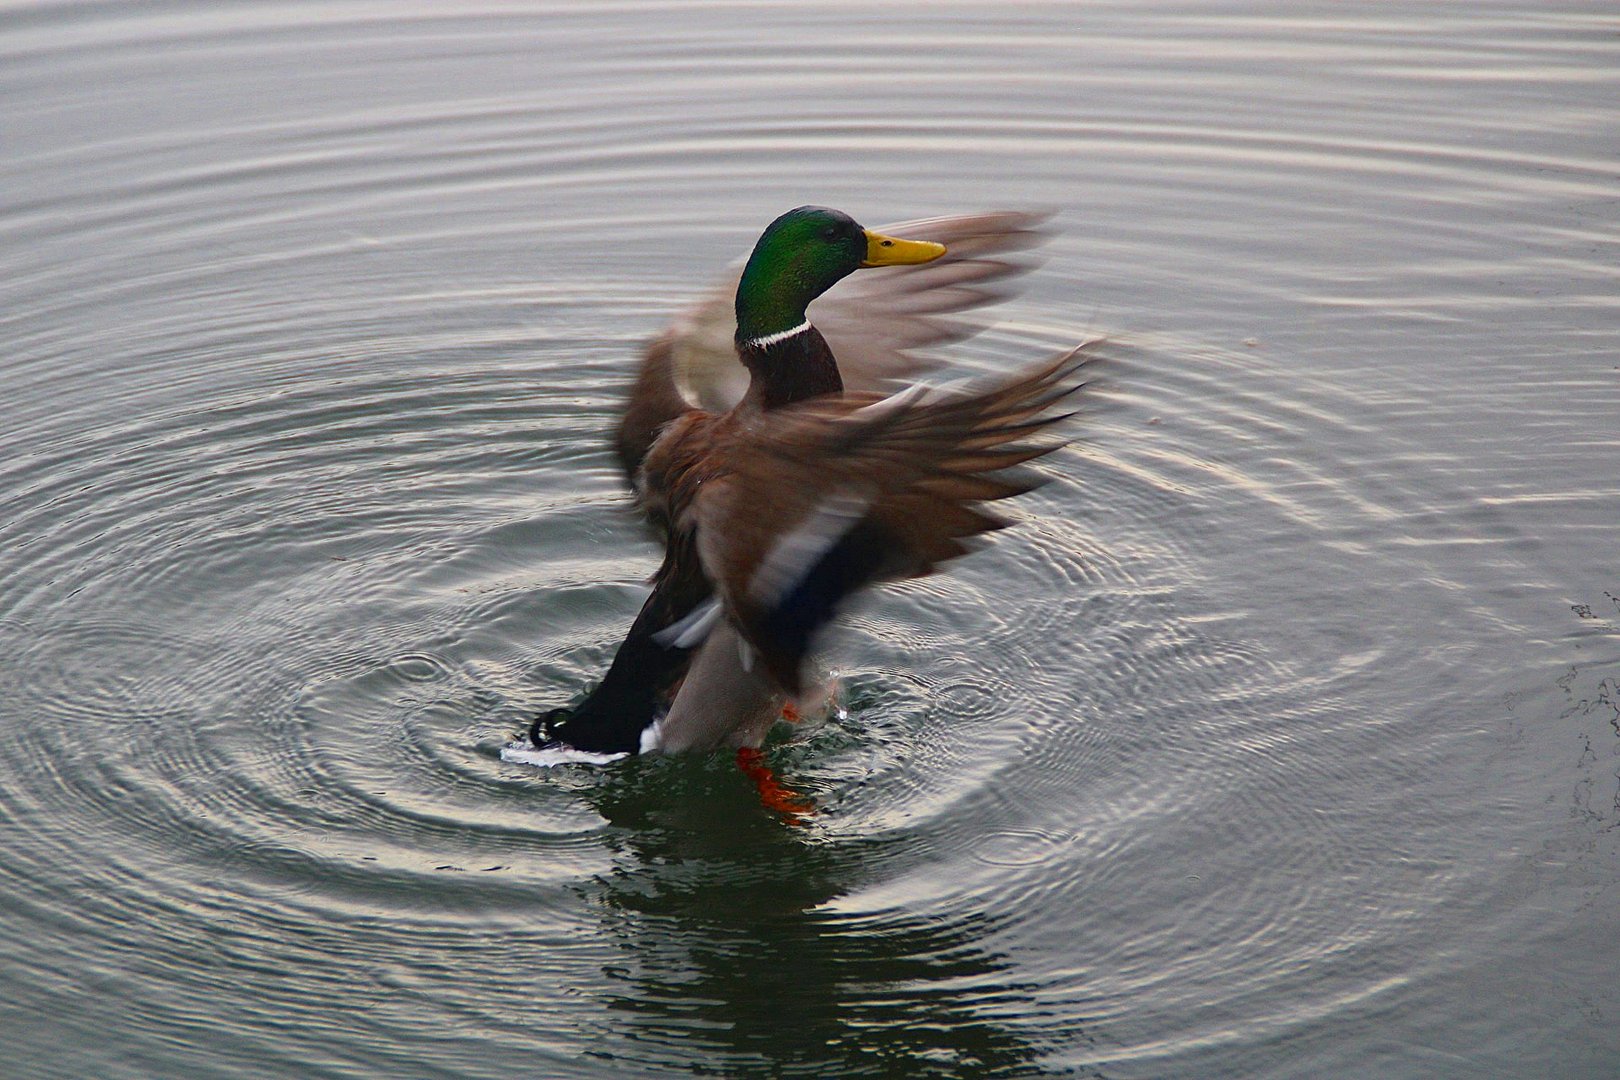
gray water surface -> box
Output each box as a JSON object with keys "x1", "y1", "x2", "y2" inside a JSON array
[{"x1": 2, "y1": 2, "x2": 1618, "y2": 1077}]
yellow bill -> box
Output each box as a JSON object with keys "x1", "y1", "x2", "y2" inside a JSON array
[{"x1": 861, "y1": 229, "x2": 947, "y2": 267}]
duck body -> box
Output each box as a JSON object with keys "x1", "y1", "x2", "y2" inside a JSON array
[{"x1": 535, "y1": 207, "x2": 1085, "y2": 759}]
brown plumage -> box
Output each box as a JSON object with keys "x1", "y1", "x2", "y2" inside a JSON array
[
  {"x1": 615, "y1": 210, "x2": 1053, "y2": 481},
  {"x1": 538, "y1": 209, "x2": 1089, "y2": 757},
  {"x1": 643, "y1": 346, "x2": 1088, "y2": 694}
]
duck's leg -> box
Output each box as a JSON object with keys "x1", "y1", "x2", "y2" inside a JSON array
[{"x1": 735, "y1": 747, "x2": 815, "y2": 823}]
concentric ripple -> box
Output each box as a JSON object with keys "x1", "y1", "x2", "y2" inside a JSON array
[{"x1": 2, "y1": 2, "x2": 1617, "y2": 1078}]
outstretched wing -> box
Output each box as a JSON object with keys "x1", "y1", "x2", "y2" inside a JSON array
[
  {"x1": 688, "y1": 344, "x2": 1092, "y2": 694},
  {"x1": 614, "y1": 211, "x2": 1052, "y2": 479},
  {"x1": 815, "y1": 210, "x2": 1052, "y2": 392}
]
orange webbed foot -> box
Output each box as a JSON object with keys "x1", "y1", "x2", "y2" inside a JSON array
[{"x1": 736, "y1": 747, "x2": 815, "y2": 824}]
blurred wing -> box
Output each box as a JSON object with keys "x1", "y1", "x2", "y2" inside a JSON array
[
  {"x1": 616, "y1": 330, "x2": 693, "y2": 478},
  {"x1": 690, "y1": 343, "x2": 1091, "y2": 693},
  {"x1": 616, "y1": 211, "x2": 1052, "y2": 478},
  {"x1": 814, "y1": 210, "x2": 1052, "y2": 393}
]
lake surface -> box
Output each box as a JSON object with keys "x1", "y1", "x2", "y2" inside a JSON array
[{"x1": 2, "y1": 2, "x2": 1617, "y2": 1077}]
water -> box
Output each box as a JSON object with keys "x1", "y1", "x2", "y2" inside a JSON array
[{"x1": 2, "y1": 2, "x2": 1617, "y2": 1077}]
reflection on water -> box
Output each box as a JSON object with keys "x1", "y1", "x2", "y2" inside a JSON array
[
  {"x1": 1, "y1": 1, "x2": 1618, "y2": 1077},
  {"x1": 582, "y1": 765, "x2": 1073, "y2": 1078}
]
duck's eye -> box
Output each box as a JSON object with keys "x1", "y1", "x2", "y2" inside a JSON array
[{"x1": 821, "y1": 225, "x2": 839, "y2": 239}]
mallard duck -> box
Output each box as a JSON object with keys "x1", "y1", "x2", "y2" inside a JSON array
[{"x1": 531, "y1": 206, "x2": 1086, "y2": 765}]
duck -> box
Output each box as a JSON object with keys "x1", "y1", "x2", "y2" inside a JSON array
[{"x1": 530, "y1": 206, "x2": 1088, "y2": 773}]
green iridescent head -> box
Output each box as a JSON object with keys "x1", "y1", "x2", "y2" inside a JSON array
[{"x1": 734, "y1": 206, "x2": 946, "y2": 343}]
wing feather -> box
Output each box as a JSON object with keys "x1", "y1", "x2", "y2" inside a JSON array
[
  {"x1": 686, "y1": 343, "x2": 1094, "y2": 692},
  {"x1": 615, "y1": 211, "x2": 1054, "y2": 479}
]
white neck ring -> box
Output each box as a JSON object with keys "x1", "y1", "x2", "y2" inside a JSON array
[{"x1": 742, "y1": 320, "x2": 811, "y2": 349}]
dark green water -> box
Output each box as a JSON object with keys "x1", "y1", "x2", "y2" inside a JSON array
[{"x1": 2, "y1": 2, "x2": 1617, "y2": 1077}]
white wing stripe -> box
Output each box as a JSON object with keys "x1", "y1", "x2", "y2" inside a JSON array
[
  {"x1": 651, "y1": 597, "x2": 724, "y2": 649},
  {"x1": 747, "y1": 492, "x2": 872, "y2": 606}
]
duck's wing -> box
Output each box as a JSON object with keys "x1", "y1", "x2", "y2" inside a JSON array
[
  {"x1": 814, "y1": 210, "x2": 1052, "y2": 393},
  {"x1": 685, "y1": 343, "x2": 1091, "y2": 695},
  {"x1": 614, "y1": 211, "x2": 1052, "y2": 479}
]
